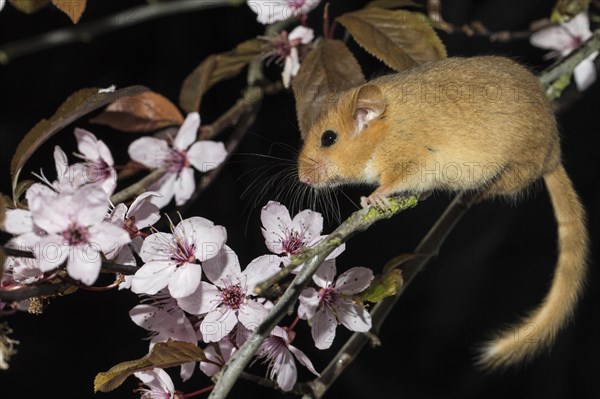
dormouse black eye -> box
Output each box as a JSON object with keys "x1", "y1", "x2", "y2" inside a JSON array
[{"x1": 321, "y1": 130, "x2": 337, "y2": 147}]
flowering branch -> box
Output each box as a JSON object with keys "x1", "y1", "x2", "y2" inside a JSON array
[
  {"x1": 0, "y1": 0, "x2": 245, "y2": 65},
  {"x1": 297, "y1": 191, "x2": 481, "y2": 398},
  {"x1": 208, "y1": 196, "x2": 419, "y2": 399}
]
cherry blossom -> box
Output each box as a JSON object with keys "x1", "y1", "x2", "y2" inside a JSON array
[
  {"x1": 128, "y1": 113, "x2": 227, "y2": 208},
  {"x1": 105, "y1": 191, "x2": 161, "y2": 266},
  {"x1": 176, "y1": 246, "x2": 281, "y2": 342},
  {"x1": 298, "y1": 262, "x2": 373, "y2": 349},
  {"x1": 530, "y1": 12, "x2": 598, "y2": 91},
  {"x1": 256, "y1": 326, "x2": 319, "y2": 391},
  {"x1": 1, "y1": 239, "x2": 43, "y2": 287},
  {"x1": 134, "y1": 368, "x2": 178, "y2": 399},
  {"x1": 264, "y1": 26, "x2": 314, "y2": 88},
  {"x1": 13, "y1": 184, "x2": 130, "y2": 285},
  {"x1": 248, "y1": 0, "x2": 321, "y2": 24},
  {"x1": 260, "y1": 201, "x2": 344, "y2": 271},
  {"x1": 130, "y1": 216, "x2": 227, "y2": 298},
  {"x1": 130, "y1": 290, "x2": 200, "y2": 381}
]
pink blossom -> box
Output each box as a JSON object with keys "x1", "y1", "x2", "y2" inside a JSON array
[
  {"x1": 200, "y1": 337, "x2": 237, "y2": 377},
  {"x1": 248, "y1": 0, "x2": 321, "y2": 24},
  {"x1": 105, "y1": 191, "x2": 161, "y2": 265},
  {"x1": 130, "y1": 290, "x2": 200, "y2": 381},
  {"x1": 131, "y1": 216, "x2": 227, "y2": 298},
  {"x1": 263, "y1": 26, "x2": 314, "y2": 88},
  {"x1": 256, "y1": 326, "x2": 319, "y2": 391},
  {"x1": 176, "y1": 246, "x2": 281, "y2": 342},
  {"x1": 298, "y1": 262, "x2": 373, "y2": 349},
  {"x1": 1, "y1": 238, "x2": 44, "y2": 286},
  {"x1": 260, "y1": 201, "x2": 344, "y2": 271},
  {"x1": 530, "y1": 12, "x2": 598, "y2": 91},
  {"x1": 14, "y1": 184, "x2": 130, "y2": 285},
  {"x1": 134, "y1": 368, "x2": 178, "y2": 399},
  {"x1": 128, "y1": 113, "x2": 227, "y2": 208}
]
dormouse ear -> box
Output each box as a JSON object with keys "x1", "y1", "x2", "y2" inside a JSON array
[{"x1": 353, "y1": 84, "x2": 385, "y2": 134}]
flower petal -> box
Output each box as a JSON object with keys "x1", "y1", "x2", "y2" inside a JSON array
[
  {"x1": 288, "y1": 25, "x2": 315, "y2": 44},
  {"x1": 311, "y1": 306, "x2": 337, "y2": 350},
  {"x1": 174, "y1": 112, "x2": 200, "y2": 150},
  {"x1": 202, "y1": 245, "x2": 241, "y2": 287},
  {"x1": 334, "y1": 266, "x2": 374, "y2": 295},
  {"x1": 66, "y1": 245, "x2": 102, "y2": 285},
  {"x1": 180, "y1": 361, "x2": 195, "y2": 382},
  {"x1": 174, "y1": 217, "x2": 227, "y2": 262},
  {"x1": 238, "y1": 300, "x2": 267, "y2": 331},
  {"x1": 201, "y1": 308, "x2": 238, "y2": 342},
  {"x1": 260, "y1": 201, "x2": 293, "y2": 254},
  {"x1": 174, "y1": 167, "x2": 195, "y2": 206},
  {"x1": 275, "y1": 349, "x2": 297, "y2": 392},
  {"x1": 131, "y1": 261, "x2": 176, "y2": 295},
  {"x1": 312, "y1": 259, "x2": 336, "y2": 288},
  {"x1": 148, "y1": 172, "x2": 177, "y2": 209},
  {"x1": 177, "y1": 281, "x2": 221, "y2": 315},
  {"x1": 335, "y1": 299, "x2": 372, "y2": 333},
  {"x1": 292, "y1": 208, "x2": 323, "y2": 243},
  {"x1": 242, "y1": 254, "x2": 282, "y2": 292},
  {"x1": 2, "y1": 209, "x2": 33, "y2": 235},
  {"x1": 574, "y1": 54, "x2": 598, "y2": 91},
  {"x1": 298, "y1": 287, "x2": 319, "y2": 320},
  {"x1": 130, "y1": 304, "x2": 175, "y2": 332},
  {"x1": 139, "y1": 232, "x2": 175, "y2": 263},
  {"x1": 168, "y1": 262, "x2": 202, "y2": 298},
  {"x1": 128, "y1": 137, "x2": 169, "y2": 168},
  {"x1": 289, "y1": 345, "x2": 319, "y2": 376},
  {"x1": 91, "y1": 222, "x2": 131, "y2": 255},
  {"x1": 127, "y1": 191, "x2": 161, "y2": 229},
  {"x1": 530, "y1": 26, "x2": 574, "y2": 52},
  {"x1": 187, "y1": 141, "x2": 227, "y2": 172},
  {"x1": 34, "y1": 235, "x2": 68, "y2": 272}
]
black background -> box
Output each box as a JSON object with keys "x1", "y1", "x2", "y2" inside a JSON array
[{"x1": 0, "y1": 1, "x2": 598, "y2": 398}]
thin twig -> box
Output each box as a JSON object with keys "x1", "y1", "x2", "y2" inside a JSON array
[
  {"x1": 110, "y1": 168, "x2": 165, "y2": 205},
  {"x1": 0, "y1": 0, "x2": 245, "y2": 64},
  {"x1": 208, "y1": 196, "x2": 419, "y2": 399},
  {"x1": 0, "y1": 281, "x2": 72, "y2": 302}
]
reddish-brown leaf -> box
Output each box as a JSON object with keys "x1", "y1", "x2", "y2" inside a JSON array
[
  {"x1": 179, "y1": 39, "x2": 264, "y2": 113},
  {"x1": 8, "y1": 0, "x2": 50, "y2": 13},
  {"x1": 10, "y1": 86, "x2": 149, "y2": 197},
  {"x1": 94, "y1": 340, "x2": 207, "y2": 393},
  {"x1": 292, "y1": 40, "x2": 366, "y2": 137},
  {"x1": 337, "y1": 8, "x2": 447, "y2": 72},
  {"x1": 90, "y1": 91, "x2": 184, "y2": 133},
  {"x1": 52, "y1": 0, "x2": 86, "y2": 23}
]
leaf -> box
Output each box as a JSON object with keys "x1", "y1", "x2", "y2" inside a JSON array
[
  {"x1": 337, "y1": 8, "x2": 447, "y2": 72},
  {"x1": 8, "y1": 0, "x2": 50, "y2": 13},
  {"x1": 365, "y1": 0, "x2": 422, "y2": 9},
  {"x1": 51, "y1": 0, "x2": 86, "y2": 23},
  {"x1": 90, "y1": 91, "x2": 184, "y2": 133},
  {"x1": 10, "y1": 85, "x2": 149, "y2": 199},
  {"x1": 94, "y1": 340, "x2": 206, "y2": 393},
  {"x1": 179, "y1": 39, "x2": 264, "y2": 113},
  {"x1": 292, "y1": 40, "x2": 366, "y2": 137},
  {"x1": 551, "y1": 0, "x2": 590, "y2": 22},
  {"x1": 361, "y1": 269, "x2": 404, "y2": 303},
  {"x1": 13, "y1": 180, "x2": 34, "y2": 206}
]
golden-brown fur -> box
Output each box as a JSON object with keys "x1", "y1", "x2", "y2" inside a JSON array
[{"x1": 298, "y1": 56, "x2": 589, "y2": 369}]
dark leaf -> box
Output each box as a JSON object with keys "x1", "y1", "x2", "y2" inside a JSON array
[
  {"x1": 337, "y1": 8, "x2": 447, "y2": 72},
  {"x1": 91, "y1": 91, "x2": 184, "y2": 133},
  {"x1": 10, "y1": 86, "x2": 149, "y2": 198},
  {"x1": 292, "y1": 40, "x2": 365, "y2": 137},
  {"x1": 179, "y1": 39, "x2": 264, "y2": 113},
  {"x1": 94, "y1": 340, "x2": 207, "y2": 393}
]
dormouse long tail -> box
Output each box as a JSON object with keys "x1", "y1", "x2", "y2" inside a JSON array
[{"x1": 478, "y1": 164, "x2": 589, "y2": 369}]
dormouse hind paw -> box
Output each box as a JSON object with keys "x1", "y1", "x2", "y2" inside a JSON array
[{"x1": 360, "y1": 193, "x2": 392, "y2": 210}]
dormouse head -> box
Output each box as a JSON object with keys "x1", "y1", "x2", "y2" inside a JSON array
[{"x1": 297, "y1": 83, "x2": 387, "y2": 188}]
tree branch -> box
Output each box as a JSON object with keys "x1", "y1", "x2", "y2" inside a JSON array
[
  {"x1": 208, "y1": 196, "x2": 419, "y2": 399},
  {"x1": 298, "y1": 191, "x2": 481, "y2": 398},
  {"x1": 110, "y1": 168, "x2": 166, "y2": 205},
  {"x1": 0, "y1": 0, "x2": 246, "y2": 64}
]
